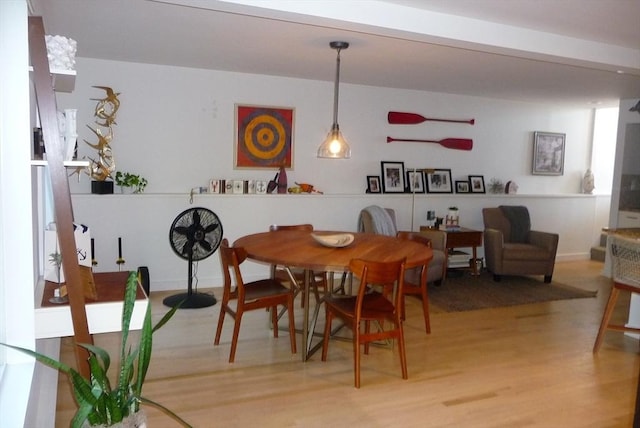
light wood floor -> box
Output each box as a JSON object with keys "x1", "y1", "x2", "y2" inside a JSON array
[{"x1": 55, "y1": 260, "x2": 639, "y2": 427}]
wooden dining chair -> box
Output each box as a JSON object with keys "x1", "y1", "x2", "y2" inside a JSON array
[
  {"x1": 593, "y1": 235, "x2": 640, "y2": 353},
  {"x1": 214, "y1": 238, "x2": 297, "y2": 362},
  {"x1": 396, "y1": 231, "x2": 434, "y2": 334},
  {"x1": 269, "y1": 224, "x2": 328, "y2": 306},
  {"x1": 321, "y1": 257, "x2": 407, "y2": 388}
]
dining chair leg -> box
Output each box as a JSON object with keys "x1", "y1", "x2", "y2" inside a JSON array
[
  {"x1": 421, "y1": 285, "x2": 431, "y2": 334},
  {"x1": 593, "y1": 286, "x2": 620, "y2": 353},
  {"x1": 321, "y1": 310, "x2": 333, "y2": 361},
  {"x1": 287, "y1": 297, "x2": 297, "y2": 355},
  {"x1": 354, "y1": 328, "x2": 361, "y2": 388},
  {"x1": 214, "y1": 304, "x2": 227, "y2": 346},
  {"x1": 397, "y1": 324, "x2": 408, "y2": 380},
  {"x1": 364, "y1": 321, "x2": 371, "y2": 355},
  {"x1": 271, "y1": 305, "x2": 279, "y2": 338},
  {"x1": 229, "y1": 313, "x2": 243, "y2": 363}
]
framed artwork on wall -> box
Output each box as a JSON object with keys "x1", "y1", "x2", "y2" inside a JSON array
[
  {"x1": 367, "y1": 175, "x2": 381, "y2": 193},
  {"x1": 469, "y1": 175, "x2": 486, "y2": 193},
  {"x1": 235, "y1": 104, "x2": 294, "y2": 169},
  {"x1": 455, "y1": 180, "x2": 470, "y2": 193},
  {"x1": 406, "y1": 170, "x2": 425, "y2": 193},
  {"x1": 532, "y1": 131, "x2": 565, "y2": 176},
  {"x1": 380, "y1": 161, "x2": 405, "y2": 193},
  {"x1": 425, "y1": 168, "x2": 453, "y2": 193}
]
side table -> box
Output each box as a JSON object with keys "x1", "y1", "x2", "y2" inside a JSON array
[{"x1": 421, "y1": 226, "x2": 483, "y2": 276}]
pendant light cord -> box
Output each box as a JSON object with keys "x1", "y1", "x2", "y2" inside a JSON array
[{"x1": 332, "y1": 47, "x2": 342, "y2": 128}]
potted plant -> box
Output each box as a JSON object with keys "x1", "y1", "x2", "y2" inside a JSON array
[
  {"x1": 2, "y1": 272, "x2": 191, "y2": 428},
  {"x1": 115, "y1": 171, "x2": 148, "y2": 194}
]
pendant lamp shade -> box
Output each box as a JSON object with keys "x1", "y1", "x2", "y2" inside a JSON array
[{"x1": 318, "y1": 41, "x2": 351, "y2": 159}]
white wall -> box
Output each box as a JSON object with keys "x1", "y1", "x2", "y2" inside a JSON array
[{"x1": 57, "y1": 58, "x2": 594, "y2": 196}]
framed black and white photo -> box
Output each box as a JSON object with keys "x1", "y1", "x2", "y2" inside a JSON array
[
  {"x1": 425, "y1": 168, "x2": 453, "y2": 193},
  {"x1": 532, "y1": 131, "x2": 565, "y2": 175},
  {"x1": 406, "y1": 170, "x2": 425, "y2": 193},
  {"x1": 367, "y1": 175, "x2": 381, "y2": 193},
  {"x1": 455, "y1": 180, "x2": 470, "y2": 193},
  {"x1": 469, "y1": 175, "x2": 486, "y2": 193},
  {"x1": 380, "y1": 161, "x2": 405, "y2": 193}
]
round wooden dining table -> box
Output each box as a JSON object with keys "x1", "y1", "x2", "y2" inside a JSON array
[{"x1": 234, "y1": 230, "x2": 433, "y2": 360}]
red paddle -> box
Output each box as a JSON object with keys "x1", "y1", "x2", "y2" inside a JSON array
[
  {"x1": 388, "y1": 111, "x2": 475, "y2": 125},
  {"x1": 386, "y1": 136, "x2": 473, "y2": 151}
]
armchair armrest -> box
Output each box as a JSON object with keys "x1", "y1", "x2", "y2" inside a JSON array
[
  {"x1": 483, "y1": 228, "x2": 504, "y2": 272},
  {"x1": 528, "y1": 230, "x2": 559, "y2": 253},
  {"x1": 418, "y1": 229, "x2": 446, "y2": 251}
]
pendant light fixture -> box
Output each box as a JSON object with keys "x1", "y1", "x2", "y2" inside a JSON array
[{"x1": 317, "y1": 41, "x2": 351, "y2": 159}]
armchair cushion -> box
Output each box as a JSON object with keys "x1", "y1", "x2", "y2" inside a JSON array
[{"x1": 499, "y1": 205, "x2": 530, "y2": 243}]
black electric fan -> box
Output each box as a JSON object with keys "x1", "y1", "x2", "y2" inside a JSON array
[{"x1": 164, "y1": 207, "x2": 223, "y2": 309}]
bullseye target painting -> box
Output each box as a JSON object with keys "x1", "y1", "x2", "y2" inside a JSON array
[{"x1": 235, "y1": 104, "x2": 294, "y2": 169}]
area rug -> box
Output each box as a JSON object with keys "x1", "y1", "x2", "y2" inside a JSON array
[{"x1": 428, "y1": 271, "x2": 598, "y2": 312}]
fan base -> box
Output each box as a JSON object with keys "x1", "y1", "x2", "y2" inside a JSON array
[{"x1": 163, "y1": 292, "x2": 217, "y2": 309}]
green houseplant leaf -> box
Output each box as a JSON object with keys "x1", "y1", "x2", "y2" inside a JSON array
[{"x1": 2, "y1": 271, "x2": 191, "y2": 427}]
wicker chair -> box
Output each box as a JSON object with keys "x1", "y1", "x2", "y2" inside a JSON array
[{"x1": 593, "y1": 235, "x2": 640, "y2": 353}]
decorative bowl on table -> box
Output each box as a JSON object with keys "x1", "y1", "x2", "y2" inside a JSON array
[{"x1": 311, "y1": 233, "x2": 354, "y2": 248}]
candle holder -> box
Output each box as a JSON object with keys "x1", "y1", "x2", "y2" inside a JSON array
[{"x1": 49, "y1": 285, "x2": 68, "y2": 304}]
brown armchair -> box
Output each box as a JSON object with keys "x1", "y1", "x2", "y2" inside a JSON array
[
  {"x1": 358, "y1": 206, "x2": 446, "y2": 285},
  {"x1": 482, "y1": 206, "x2": 559, "y2": 283}
]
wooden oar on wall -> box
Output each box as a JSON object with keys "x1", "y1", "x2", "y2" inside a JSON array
[
  {"x1": 388, "y1": 111, "x2": 475, "y2": 125},
  {"x1": 386, "y1": 136, "x2": 473, "y2": 151}
]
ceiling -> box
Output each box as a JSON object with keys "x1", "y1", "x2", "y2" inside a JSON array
[{"x1": 30, "y1": 0, "x2": 640, "y2": 108}]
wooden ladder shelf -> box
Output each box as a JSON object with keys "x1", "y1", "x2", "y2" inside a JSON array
[{"x1": 28, "y1": 16, "x2": 92, "y2": 378}]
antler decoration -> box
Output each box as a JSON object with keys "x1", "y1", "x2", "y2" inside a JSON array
[{"x1": 82, "y1": 86, "x2": 120, "y2": 181}]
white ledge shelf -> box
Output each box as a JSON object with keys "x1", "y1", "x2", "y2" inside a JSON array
[
  {"x1": 29, "y1": 66, "x2": 76, "y2": 93},
  {"x1": 34, "y1": 272, "x2": 148, "y2": 339},
  {"x1": 31, "y1": 159, "x2": 88, "y2": 168}
]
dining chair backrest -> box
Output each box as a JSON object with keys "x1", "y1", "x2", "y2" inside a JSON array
[
  {"x1": 350, "y1": 257, "x2": 406, "y2": 317},
  {"x1": 610, "y1": 235, "x2": 640, "y2": 287},
  {"x1": 219, "y1": 238, "x2": 247, "y2": 298},
  {"x1": 396, "y1": 231, "x2": 432, "y2": 249}
]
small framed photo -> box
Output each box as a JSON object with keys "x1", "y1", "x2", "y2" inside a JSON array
[
  {"x1": 367, "y1": 175, "x2": 381, "y2": 193},
  {"x1": 469, "y1": 175, "x2": 486, "y2": 193},
  {"x1": 381, "y1": 161, "x2": 405, "y2": 193},
  {"x1": 425, "y1": 168, "x2": 453, "y2": 193},
  {"x1": 455, "y1": 180, "x2": 470, "y2": 193},
  {"x1": 532, "y1": 131, "x2": 565, "y2": 176},
  {"x1": 406, "y1": 170, "x2": 425, "y2": 193}
]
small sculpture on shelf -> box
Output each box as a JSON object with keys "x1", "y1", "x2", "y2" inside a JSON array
[
  {"x1": 288, "y1": 182, "x2": 324, "y2": 194},
  {"x1": 48, "y1": 250, "x2": 68, "y2": 304},
  {"x1": 583, "y1": 169, "x2": 595, "y2": 194},
  {"x1": 445, "y1": 206, "x2": 460, "y2": 228},
  {"x1": 488, "y1": 178, "x2": 505, "y2": 194},
  {"x1": 82, "y1": 86, "x2": 121, "y2": 194}
]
